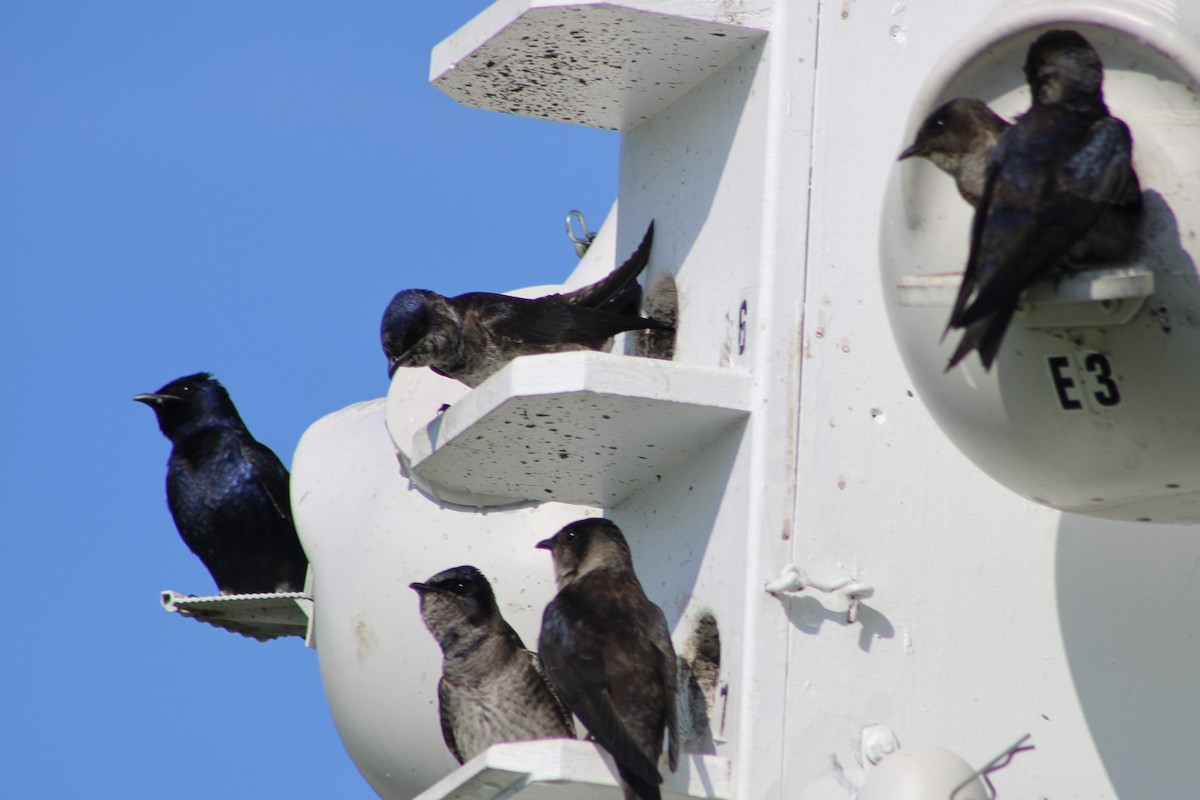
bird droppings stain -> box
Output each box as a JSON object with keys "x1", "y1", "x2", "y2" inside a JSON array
[
  {"x1": 1138, "y1": 517, "x2": 1152, "y2": 522},
  {"x1": 1167, "y1": 483, "x2": 1181, "y2": 489},
  {"x1": 871, "y1": 408, "x2": 886, "y2": 424},
  {"x1": 839, "y1": 339, "x2": 851, "y2": 353},
  {"x1": 354, "y1": 615, "x2": 377, "y2": 666},
  {"x1": 836, "y1": 476, "x2": 846, "y2": 490}
]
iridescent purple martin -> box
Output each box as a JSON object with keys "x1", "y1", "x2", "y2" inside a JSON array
[
  {"x1": 919, "y1": 31, "x2": 1140, "y2": 371},
  {"x1": 898, "y1": 96, "x2": 1141, "y2": 261},
  {"x1": 381, "y1": 221, "x2": 668, "y2": 387},
  {"x1": 537, "y1": 519, "x2": 679, "y2": 800},
  {"x1": 134, "y1": 373, "x2": 307, "y2": 594},
  {"x1": 411, "y1": 566, "x2": 575, "y2": 764}
]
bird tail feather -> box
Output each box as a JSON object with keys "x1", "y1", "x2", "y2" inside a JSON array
[
  {"x1": 619, "y1": 764, "x2": 663, "y2": 800},
  {"x1": 562, "y1": 221, "x2": 655, "y2": 308},
  {"x1": 945, "y1": 305, "x2": 1015, "y2": 372}
]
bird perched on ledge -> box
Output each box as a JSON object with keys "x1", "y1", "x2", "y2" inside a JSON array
[
  {"x1": 134, "y1": 373, "x2": 308, "y2": 595},
  {"x1": 537, "y1": 519, "x2": 679, "y2": 800},
  {"x1": 411, "y1": 565, "x2": 575, "y2": 763},
  {"x1": 926, "y1": 31, "x2": 1140, "y2": 371},
  {"x1": 898, "y1": 96, "x2": 1141, "y2": 263},
  {"x1": 382, "y1": 221, "x2": 668, "y2": 387}
]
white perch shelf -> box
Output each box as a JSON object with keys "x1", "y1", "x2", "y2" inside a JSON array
[
  {"x1": 160, "y1": 590, "x2": 313, "y2": 643},
  {"x1": 414, "y1": 740, "x2": 731, "y2": 800},
  {"x1": 896, "y1": 265, "x2": 1155, "y2": 328},
  {"x1": 430, "y1": 0, "x2": 768, "y2": 130},
  {"x1": 401, "y1": 351, "x2": 752, "y2": 507}
]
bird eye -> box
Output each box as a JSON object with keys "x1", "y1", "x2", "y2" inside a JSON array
[
  {"x1": 563, "y1": 530, "x2": 577, "y2": 542},
  {"x1": 452, "y1": 581, "x2": 467, "y2": 593}
]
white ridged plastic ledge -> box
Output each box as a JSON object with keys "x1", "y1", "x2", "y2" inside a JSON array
[
  {"x1": 413, "y1": 740, "x2": 731, "y2": 800},
  {"x1": 160, "y1": 590, "x2": 313, "y2": 643}
]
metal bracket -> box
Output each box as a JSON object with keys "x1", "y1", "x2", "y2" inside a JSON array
[
  {"x1": 949, "y1": 733, "x2": 1035, "y2": 800},
  {"x1": 565, "y1": 210, "x2": 596, "y2": 258},
  {"x1": 765, "y1": 563, "x2": 875, "y2": 623}
]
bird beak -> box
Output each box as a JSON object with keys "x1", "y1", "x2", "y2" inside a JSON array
[
  {"x1": 535, "y1": 538, "x2": 555, "y2": 551},
  {"x1": 133, "y1": 392, "x2": 177, "y2": 406},
  {"x1": 409, "y1": 581, "x2": 433, "y2": 593},
  {"x1": 897, "y1": 142, "x2": 924, "y2": 161}
]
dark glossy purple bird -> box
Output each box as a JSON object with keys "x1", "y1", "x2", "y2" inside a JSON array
[
  {"x1": 942, "y1": 31, "x2": 1140, "y2": 370},
  {"x1": 411, "y1": 565, "x2": 575, "y2": 763},
  {"x1": 537, "y1": 519, "x2": 679, "y2": 800},
  {"x1": 135, "y1": 373, "x2": 307, "y2": 594},
  {"x1": 382, "y1": 221, "x2": 667, "y2": 387}
]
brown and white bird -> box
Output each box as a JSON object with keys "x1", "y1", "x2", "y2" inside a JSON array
[
  {"x1": 411, "y1": 565, "x2": 575, "y2": 764},
  {"x1": 381, "y1": 221, "x2": 668, "y2": 388},
  {"x1": 536, "y1": 519, "x2": 679, "y2": 800}
]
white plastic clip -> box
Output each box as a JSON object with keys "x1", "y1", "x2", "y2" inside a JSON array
[{"x1": 765, "y1": 564, "x2": 875, "y2": 623}]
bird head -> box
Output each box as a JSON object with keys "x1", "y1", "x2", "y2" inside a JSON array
[
  {"x1": 410, "y1": 565, "x2": 500, "y2": 649},
  {"x1": 133, "y1": 372, "x2": 242, "y2": 441},
  {"x1": 381, "y1": 289, "x2": 439, "y2": 378},
  {"x1": 1024, "y1": 29, "x2": 1104, "y2": 108},
  {"x1": 899, "y1": 98, "x2": 1006, "y2": 163},
  {"x1": 536, "y1": 518, "x2": 633, "y2": 588}
]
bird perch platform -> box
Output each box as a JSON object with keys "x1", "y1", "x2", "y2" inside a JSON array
[
  {"x1": 396, "y1": 351, "x2": 753, "y2": 508},
  {"x1": 414, "y1": 740, "x2": 731, "y2": 800},
  {"x1": 161, "y1": 590, "x2": 313, "y2": 643}
]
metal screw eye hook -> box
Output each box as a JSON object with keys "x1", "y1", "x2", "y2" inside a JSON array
[
  {"x1": 566, "y1": 210, "x2": 596, "y2": 258},
  {"x1": 949, "y1": 733, "x2": 1035, "y2": 800}
]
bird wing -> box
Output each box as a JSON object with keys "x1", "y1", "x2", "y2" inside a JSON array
[
  {"x1": 646, "y1": 603, "x2": 679, "y2": 772},
  {"x1": 238, "y1": 438, "x2": 293, "y2": 524},
  {"x1": 540, "y1": 595, "x2": 663, "y2": 786},
  {"x1": 524, "y1": 648, "x2": 577, "y2": 737},
  {"x1": 945, "y1": 130, "x2": 1009, "y2": 331},
  {"x1": 490, "y1": 297, "x2": 663, "y2": 347},
  {"x1": 561, "y1": 221, "x2": 655, "y2": 308},
  {"x1": 1061, "y1": 116, "x2": 1134, "y2": 203},
  {"x1": 437, "y1": 677, "x2": 465, "y2": 764},
  {"x1": 954, "y1": 114, "x2": 1131, "y2": 328}
]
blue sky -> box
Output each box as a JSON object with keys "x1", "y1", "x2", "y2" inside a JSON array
[{"x1": 2, "y1": 4, "x2": 616, "y2": 796}]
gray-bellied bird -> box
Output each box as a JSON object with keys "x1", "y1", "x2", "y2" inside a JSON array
[
  {"x1": 943, "y1": 30, "x2": 1140, "y2": 371},
  {"x1": 536, "y1": 519, "x2": 679, "y2": 800},
  {"x1": 382, "y1": 221, "x2": 668, "y2": 387},
  {"x1": 134, "y1": 373, "x2": 307, "y2": 594},
  {"x1": 410, "y1": 566, "x2": 575, "y2": 763},
  {"x1": 899, "y1": 97, "x2": 1010, "y2": 207},
  {"x1": 899, "y1": 96, "x2": 1141, "y2": 259}
]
